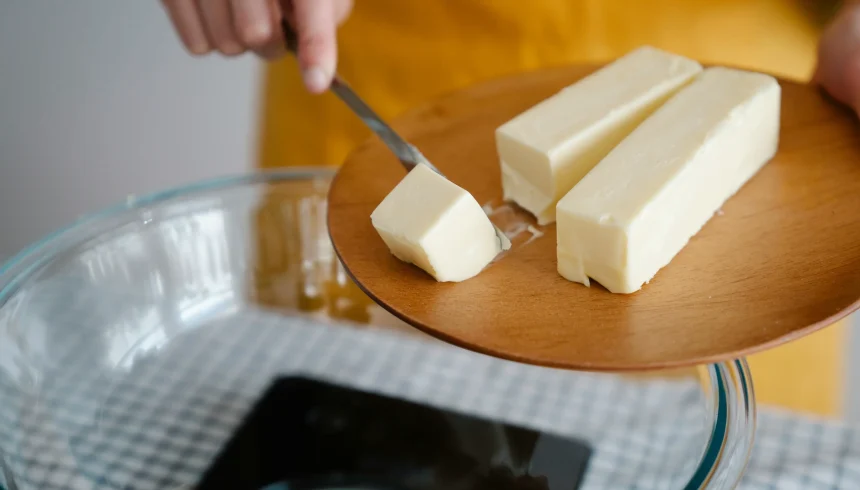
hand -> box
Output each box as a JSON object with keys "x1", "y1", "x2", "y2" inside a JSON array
[
  {"x1": 160, "y1": 0, "x2": 352, "y2": 93},
  {"x1": 813, "y1": 1, "x2": 860, "y2": 116}
]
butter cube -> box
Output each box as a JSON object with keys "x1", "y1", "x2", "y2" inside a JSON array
[
  {"x1": 556, "y1": 67, "x2": 781, "y2": 294},
  {"x1": 496, "y1": 46, "x2": 703, "y2": 224},
  {"x1": 371, "y1": 163, "x2": 503, "y2": 282}
]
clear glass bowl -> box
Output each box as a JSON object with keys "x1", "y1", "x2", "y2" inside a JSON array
[{"x1": 0, "y1": 169, "x2": 754, "y2": 489}]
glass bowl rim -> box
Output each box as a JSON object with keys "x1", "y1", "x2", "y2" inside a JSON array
[
  {"x1": 0, "y1": 167, "x2": 755, "y2": 488},
  {"x1": 0, "y1": 168, "x2": 337, "y2": 299}
]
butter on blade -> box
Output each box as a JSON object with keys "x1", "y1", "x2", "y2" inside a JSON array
[
  {"x1": 370, "y1": 163, "x2": 503, "y2": 282},
  {"x1": 495, "y1": 46, "x2": 703, "y2": 225},
  {"x1": 556, "y1": 67, "x2": 781, "y2": 294}
]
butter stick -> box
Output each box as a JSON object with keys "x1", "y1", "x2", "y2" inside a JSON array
[
  {"x1": 371, "y1": 164, "x2": 503, "y2": 282},
  {"x1": 556, "y1": 67, "x2": 781, "y2": 294},
  {"x1": 496, "y1": 46, "x2": 703, "y2": 224}
]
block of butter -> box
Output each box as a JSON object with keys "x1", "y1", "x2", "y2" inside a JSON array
[
  {"x1": 370, "y1": 163, "x2": 503, "y2": 282},
  {"x1": 556, "y1": 67, "x2": 781, "y2": 294},
  {"x1": 495, "y1": 46, "x2": 703, "y2": 225},
  {"x1": 495, "y1": 46, "x2": 703, "y2": 224}
]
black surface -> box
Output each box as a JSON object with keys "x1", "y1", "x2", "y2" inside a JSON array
[{"x1": 196, "y1": 376, "x2": 592, "y2": 490}]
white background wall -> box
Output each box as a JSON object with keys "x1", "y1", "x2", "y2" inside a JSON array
[{"x1": 0, "y1": 0, "x2": 261, "y2": 261}]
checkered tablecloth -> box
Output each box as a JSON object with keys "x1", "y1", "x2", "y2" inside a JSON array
[{"x1": 0, "y1": 308, "x2": 859, "y2": 490}]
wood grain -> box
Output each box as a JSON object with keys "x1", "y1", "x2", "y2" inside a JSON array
[{"x1": 327, "y1": 64, "x2": 860, "y2": 372}]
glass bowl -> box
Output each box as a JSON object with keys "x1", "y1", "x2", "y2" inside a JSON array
[{"x1": 0, "y1": 169, "x2": 754, "y2": 489}]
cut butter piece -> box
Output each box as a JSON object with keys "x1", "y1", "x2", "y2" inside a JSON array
[
  {"x1": 556, "y1": 66, "x2": 781, "y2": 294},
  {"x1": 370, "y1": 163, "x2": 503, "y2": 282},
  {"x1": 495, "y1": 46, "x2": 703, "y2": 224}
]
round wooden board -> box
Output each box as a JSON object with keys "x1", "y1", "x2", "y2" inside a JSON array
[{"x1": 328, "y1": 64, "x2": 860, "y2": 371}]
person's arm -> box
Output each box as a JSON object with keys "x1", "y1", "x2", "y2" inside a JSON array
[
  {"x1": 814, "y1": 0, "x2": 860, "y2": 115},
  {"x1": 159, "y1": 0, "x2": 352, "y2": 93}
]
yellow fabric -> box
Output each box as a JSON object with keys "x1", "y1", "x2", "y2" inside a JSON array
[{"x1": 256, "y1": 0, "x2": 846, "y2": 416}]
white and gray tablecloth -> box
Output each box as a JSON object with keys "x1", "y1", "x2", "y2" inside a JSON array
[{"x1": 1, "y1": 310, "x2": 859, "y2": 490}]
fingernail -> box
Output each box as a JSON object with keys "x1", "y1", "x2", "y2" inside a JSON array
[
  {"x1": 189, "y1": 43, "x2": 211, "y2": 56},
  {"x1": 302, "y1": 66, "x2": 329, "y2": 93}
]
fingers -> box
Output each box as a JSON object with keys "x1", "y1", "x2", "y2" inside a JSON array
[
  {"x1": 814, "y1": 3, "x2": 860, "y2": 114},
  {"x1": 162, "y1": 0, "x2": 284, "y2": 58},
  {"x1": 161, "y1": 0, "x2": 352, "y2": 94},
  {"x1": 292, "y1": 0, "x2": 339, "y2": 93},
  {"x1": 161, "y1": 0, "x2": 212, "y2": 55},
  {"x1": 229, "y1": 0, "x2": 277, "y2": 49},
  {"x1": 252, "y1": 0, "x2": 288, "y2": 59},
  {"x1": 199, "y1": 0, "x2": 244, "y2": 55}
]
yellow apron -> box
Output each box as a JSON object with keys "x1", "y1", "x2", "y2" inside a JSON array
[{"x1": 256, "y1": 0, "x2": 846, "y2": 416}]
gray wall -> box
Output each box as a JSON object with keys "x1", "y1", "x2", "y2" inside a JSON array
[{"x1": 0, "y1": 1, "x2": 260, "y2": 261}]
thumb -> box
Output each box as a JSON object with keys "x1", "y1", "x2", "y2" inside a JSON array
[{"x1": 291, "y1": 0, "x2": 338, "y2": 94}]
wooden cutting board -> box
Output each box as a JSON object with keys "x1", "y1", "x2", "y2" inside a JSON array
[{"x1": 327, "y1": 64, "x2": 860, "y2": 371}]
